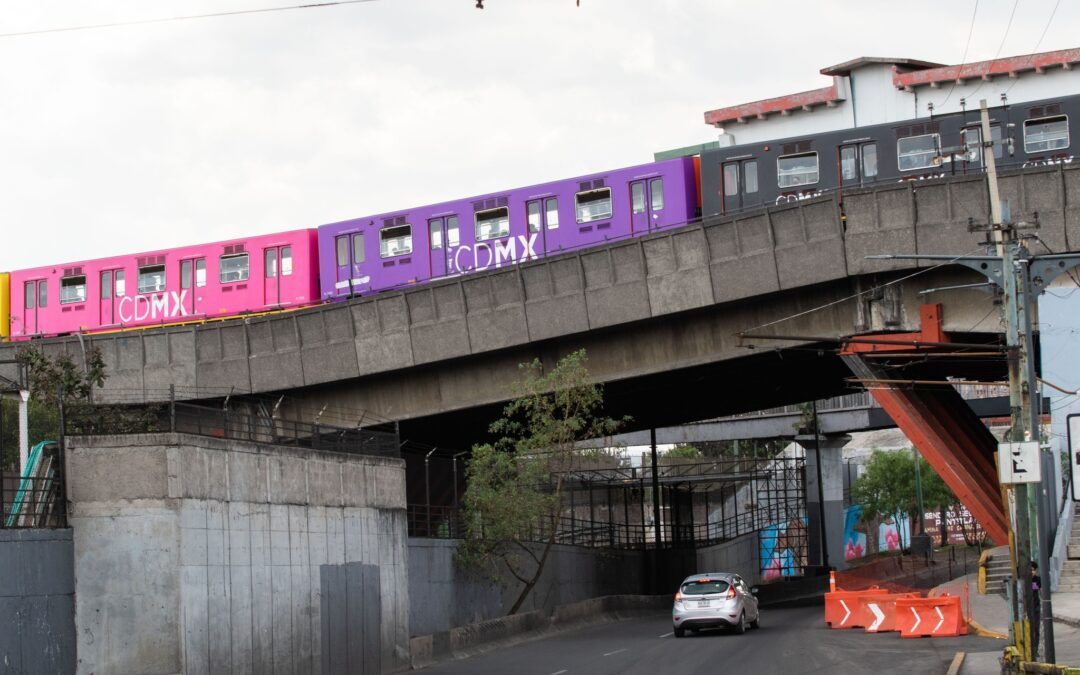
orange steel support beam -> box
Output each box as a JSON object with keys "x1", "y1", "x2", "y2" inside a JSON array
[{"x1": 841, "y1": 304, "x2": 1008, "y2": 544}]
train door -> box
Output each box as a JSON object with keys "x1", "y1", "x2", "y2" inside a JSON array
[
  {"x1": 525, "y1": 200, "x2": 550, "y2": 254},
  {"x1": 99, "y1": 270, "x2": 115, "y2": 326},
  {"x1": 629, "y1": 177, "x2": 666, "y2": 234},
  {"x1": 22, "y1": 280, "x2": 45, "y2": 335},
  {"x1": 720, "y1": 159, "x2": 758, "y2": 214},
  {"x1": 838, "y1": 142, "x2": 878, "y2": 188},
  {"x1": 428, "y1": 217, "x2": 448, "y2": 278},
  {"x1": 263, "y1": 247, "x2": 285, "y2": 307},
  {"x1": 179, "y1": 258, "x2": 204, "y2": 315},
  {"x1": 334, "y1": 232, "x2": 366, "y2": 296}
]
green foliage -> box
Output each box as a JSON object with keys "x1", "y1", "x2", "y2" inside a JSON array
[
  {"x1": 456, "y1": 349, "x2": 625, "y2": 614},
  {"x1": 662, "y1": 444, "x2": 701, "y2": 459},
  {"x1": 850, "y1": 448, "x2": 957, "y2": 524}
]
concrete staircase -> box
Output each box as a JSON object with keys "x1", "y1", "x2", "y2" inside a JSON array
[
  {"x1": 984, "y1": 547, "x2": 1013, "y2": 596},
  {"x1": 1060, "y1": 504, "x2": 1080, "y2": 594}
]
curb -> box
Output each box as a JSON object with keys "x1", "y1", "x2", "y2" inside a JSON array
[
  {"x1": 1053, "y1": 613, "x2": 1080, "y2": 630},
  {"x1": 967, "y1": 617, "x2": 1008, "y2": 639}
]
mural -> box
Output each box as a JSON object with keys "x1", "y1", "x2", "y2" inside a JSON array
[
  {"x1": 759, "y1": 517, "x2": 808, "y2": 580},
  {"x1": 842, "y1": 504, "x2": 911, "y2": 561}
]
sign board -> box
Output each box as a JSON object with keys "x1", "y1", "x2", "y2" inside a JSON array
[
  {"x1": 1070, "y1": 415, "x2": 1080, "y2": 501},
  {"x1": 997, "y1": 441, "x2": 1041, "y2": 484}
]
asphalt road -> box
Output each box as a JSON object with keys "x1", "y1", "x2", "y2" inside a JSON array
[{"x1": 417, "y1": 605, "x2": 1002, "y2": 675}]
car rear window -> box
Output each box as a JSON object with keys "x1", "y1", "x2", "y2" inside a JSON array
[{"x1": 681, "y1": 579, "x2": 729, "y2": 596}]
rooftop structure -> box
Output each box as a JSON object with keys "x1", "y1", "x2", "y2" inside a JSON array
[{"x1": 701, "y1": 47, "x2": 1080, "y2": 147}]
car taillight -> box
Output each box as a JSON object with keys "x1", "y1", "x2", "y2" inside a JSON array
[
  {"x1": 726, "y1": 587, "x2": 737, "y2": 600},
  {"x1": 675, "y1": 591, "x2": 683, "y2": 602}
]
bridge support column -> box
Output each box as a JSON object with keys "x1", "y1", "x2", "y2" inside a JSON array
[{"x1": 799, "y1": 434, "x2": 849, "y2": 572}]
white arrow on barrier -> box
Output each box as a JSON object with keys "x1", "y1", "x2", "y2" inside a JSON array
[
  {"x1": 867, "y1": 603, "x2": 885, "y2": 631},
  {"x1": 933, "y1": 606, "x2": 945, "y2": 633},
  {"x1": 839, "y1": 599, "x2": 851, "y2": 625},
  {"x1": 910, "y1": 606, "x2": 922, "y2": 632}
]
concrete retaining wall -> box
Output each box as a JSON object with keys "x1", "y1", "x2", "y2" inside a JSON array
[
  {"x1": 406, "y1": 538, "x2": 644, "y2": 636},
  {"x1": 67, "y1": 433, "x2": 409, "y2": 675},
  {"x1": 696, "y1": 532, "x2": 762, "y2": 586},
  {"x1": 0, "y1": 528, "x2": 75, "y2": 674}
]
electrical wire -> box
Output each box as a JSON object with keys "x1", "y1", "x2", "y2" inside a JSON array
[
  {"x1": 937, "y1": 0, "x2": 981, "y2": 109},
  {"x1": 964, "y1": 0, "x2": 1021, "y2": 101},
  {"x1": 1003, "y1": 0, "x2": 1064, "y2": 97},
  {"x1": 0, "y1": 0, "x2": 380, "y2": 39}
]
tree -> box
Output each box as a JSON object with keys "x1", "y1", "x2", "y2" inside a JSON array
[
  {"x1": 662, "y1": 444, "x2": 701, "y2": 460},
  {"x1": 456, "y1": 349, "x2": 625, "y2": 615}
]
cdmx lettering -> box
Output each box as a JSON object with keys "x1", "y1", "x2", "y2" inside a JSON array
[
  {"x1": 448, "y1": 233, "x2": 539, "y2": 274},
  {"x1": 774, "y1": 191, "x2": 822, "y2": 205},
  {"x1": 117, "y1": 291, "x2": 190, "y2": 323},
  {"x1": 1022, "y1": 155, "x2": 1074, "y2": 168}
]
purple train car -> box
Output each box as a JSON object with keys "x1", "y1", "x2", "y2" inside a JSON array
[{"x1": 317, "y1": 157, "x2": 699, "y2": 298}]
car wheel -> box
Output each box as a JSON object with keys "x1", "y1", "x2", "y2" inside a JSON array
[
  {"x1": 674, "y1": 627, "x2": 685, "y2": 638},
  {"x1": 734, "y1": 611, "x2": 746, "y2": 635},
  {"x1": 750, "y1": 611, "x2": 760, "y2": 630}
]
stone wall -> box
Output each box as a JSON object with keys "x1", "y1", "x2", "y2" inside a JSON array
[
  {"x1": 0, "y1": 528, "x2": 76, "y2": 673},
  {"x1": 67, "y1": 433, "x2": 409, "y2": 675}
]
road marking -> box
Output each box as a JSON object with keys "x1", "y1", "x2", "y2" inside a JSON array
[
  {"x1": 550, "y1": 670, "x2": 568, "y2": 675},
  {"x1": 659, "y1": 632, "x2": 673, "y2": 638},
  {"x1": 839, "y1": 599, "x2": 851, "y2": 625},
  {"x1": 934, "y1": 606, "x2": 945, "y2": 633},
  {"x1": 910, "y1": 606, "x2": 922, "y2": 631},
  {"x1": 603, "y1": 649, "x2": 627, "y2": 657},
  {"x1": 867, "y1": 602, "x2": 885, "y2": 631}
]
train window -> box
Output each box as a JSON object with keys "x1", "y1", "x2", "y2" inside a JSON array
[
  {"x1": 475, "y1": 207, "x2": 510, "y2": 241},
  {"x1": 744, "y1": 162, "x2": 758, "y2": 194},
  {"x1": 181, "y1": 260, "x2": 193, "y2": 288},
  {"x1": 897, "y1": 134, "x2": 940, "y2": 171},
  {"x1": 545, "y1": 198, "x2": 559, "y2": 229},
  {"x1": 336, "y1": 236, "x2": 348, "y2": 266},
  {"x1": 351, "y1": 233, "x2": 364, "y2": 264},
  {"x1": 527, "y1": 202, "x2": 542, "y2": 233},
  {"x1": 1024, "y1": 115, "x2": 1069, "y2": 153},
  {"x1": 650, "y1": 178, "x2": 664, "y2": 210},
  {"x1": 60, "y1": 276, "x2": 86, "y2": 304},
  {"x1": 138, "y1": 264, "x2": 166, "y2": 293},
  {"x1": 777, "y1": 152, "x2": 819, "y2": 187},
  {"x1": 38, "y1": 281, "x2": 47, "y2": 308},
  {"x1": 194, "y1": 261, "x2": 205, "y2": 288},
  {"x1": 863, "y1": 144, "x2": 878, "y2": 177},
  {"x1": 631, "y1": 182, "x2": 646, "y2": 214},
  {"x1": 116, "y1": 270, "x2": 126, "y2": 296},
  {"x1": 380, "y1": 225, "x2": 413, "y2": 258},
  {"x1": 962, "y1": 128, "x2": 982, "y2": 163},
  {"x1": 429, "y1": 220, "x2": 444, "y2": 249},
  {"x1": 219, "y1": 254, "x2": 249, "y2": 284},
  {"x1": 265, "y1": 249, "x2": 277, "y2": 278},
  {"x1": 24, "y1": 282, "x2": 34, "y2": 309},
  {"x1": 841, "y1": 147, "x2": 858, "y2": 180},
  {"x1": 575, "y1": 188, "x2": 612, "y2": 223},
  {"x1": 282, "y1": 247, "x2": 293, "y2": 276},
  {"x1": 447, "y1": 217, "x2": 460, "y2": 247},
  {"x1": 101, "y1": 272, "x2": 112, "y2": 299},
  {"x1": 723, "y1": 164, "x2": 739, "y2": 196}
]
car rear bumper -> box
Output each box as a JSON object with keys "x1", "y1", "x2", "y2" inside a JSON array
[{"x1": 675, "y1": 616, "x2": 740, "y2": 630}]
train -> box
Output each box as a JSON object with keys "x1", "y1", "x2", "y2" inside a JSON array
[{"x1": 1, "y1": 92, "x2": 1075, "y2": 340}]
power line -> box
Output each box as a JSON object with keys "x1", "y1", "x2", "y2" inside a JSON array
[
  {"x1": 965, "y1": 0, "x2": 1021, "y2": 101},
  {"x1": 0, "y1": 0, "x2": 380, "y2": 39},
  {"x1": 1003, "y1": 0, "x2": 1065, "y2": 96},
  {"x1": 938, "y1": 0, "x2": 981, "y2": 109}
]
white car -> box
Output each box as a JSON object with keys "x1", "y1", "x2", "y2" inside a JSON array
[{"x1": 672, "y1": 572, "x2": 760, "y2": 637}]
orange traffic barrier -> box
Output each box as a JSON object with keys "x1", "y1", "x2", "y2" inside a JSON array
[
  {"x1": 896, "y1": 595, "x2": 967, "y2": 638},
  {"x1": 825, "y1": 587, "x2": 887, "y2": 629},
  {"x1": 854, "y1": 592, "x2": 918, "y2": 633}
]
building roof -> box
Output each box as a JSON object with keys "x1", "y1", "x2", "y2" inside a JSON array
[
  {"x1": 703, "y1": 80, "x2": 845, "y2": 128},
  {"x1": 892, "y1": 47, "x2": 1080, "y2": 90},
  {"x1": 820, "y1": 56, "x2": 943, "y2": 77}
]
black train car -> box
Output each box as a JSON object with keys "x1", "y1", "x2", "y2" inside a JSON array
[{"x1": 700, "y1": 93, "x2": 1078, "y2": 219}]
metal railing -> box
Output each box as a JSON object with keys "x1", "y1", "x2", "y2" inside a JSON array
[
  {"x1": 63, "y1": 401, "x2": 400, "y2": 459},
  {"x1": 1, "y1": 442, "x2": 66, "y2": 529}
]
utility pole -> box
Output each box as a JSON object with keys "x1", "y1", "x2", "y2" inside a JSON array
[{"x1": 866, "y1": 99, "x2": 1080, "y2": 663}]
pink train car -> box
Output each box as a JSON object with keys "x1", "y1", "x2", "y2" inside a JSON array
[{"x1": 8, "y1": 229, "x2": 319, "y2": 339}]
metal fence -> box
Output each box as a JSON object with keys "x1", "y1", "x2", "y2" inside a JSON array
[
  {"x1": 1, "y1": 442, "x2": 66, "y2": 529},
  {"x1": 64, "y1": 401, "x2": 400, "y2": 459}
]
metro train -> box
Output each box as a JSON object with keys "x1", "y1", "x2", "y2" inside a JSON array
[{"x1": 1, "y1": 92, "x2": 1075, "y2": 340}]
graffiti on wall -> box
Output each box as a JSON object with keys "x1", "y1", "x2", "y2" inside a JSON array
[{"x1": 759, "y1": 517, "x2": 808, "y2": 580}]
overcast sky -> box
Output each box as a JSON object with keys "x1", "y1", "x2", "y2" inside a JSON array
[{"x1": 2, "y1": 0, "x2": 1077, "y2": 272}]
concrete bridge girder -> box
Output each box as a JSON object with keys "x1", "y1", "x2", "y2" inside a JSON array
[{"x1": 0, "y1": 166, "x2": 1076, "y2": 443}]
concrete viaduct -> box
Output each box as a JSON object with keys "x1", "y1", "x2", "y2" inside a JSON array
[{"x1": 3, "y1": 163, "x2": 1079, "y2": 612}]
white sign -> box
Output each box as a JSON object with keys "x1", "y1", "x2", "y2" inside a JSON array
[
  {"x1": 997, "y1": 441, "x2": 1042, "y2": 484},
  {"x1": 1069, "y1": 415, "x2": 1080, "y2": 501}
]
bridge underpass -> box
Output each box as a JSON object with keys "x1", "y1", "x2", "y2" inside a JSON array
[{"x1": 3, "y1": 164, "x2": 1078, "y2": 567}]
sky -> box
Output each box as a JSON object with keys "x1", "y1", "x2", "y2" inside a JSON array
[{"x1": 2, "y1": 0, "x2": 1079, "y2": 443}]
